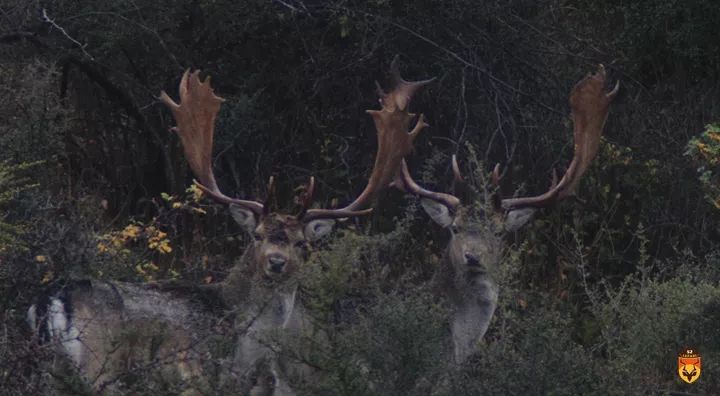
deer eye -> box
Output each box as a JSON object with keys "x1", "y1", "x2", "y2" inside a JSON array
[
  {"x1": 451, "y1": 225, "x2": 460, "y2": 234},
  {"x1": 253, "y1": 233, "x2": 263, "y2": 242},
  {"x1": 294, "y1": 240, "x2": 307, "y2": 249}
]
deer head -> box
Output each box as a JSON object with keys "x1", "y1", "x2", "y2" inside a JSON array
[
  {"x1": 159, "y1": 58, "x2": 433, "y2": 282},
  {"x1": 397, "y1": 65, "x2": 619, "y2": 362}
]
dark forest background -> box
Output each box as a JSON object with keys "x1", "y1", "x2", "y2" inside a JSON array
[{"x1": 2, "y1": 0, "x2": 720, "y2": 394}]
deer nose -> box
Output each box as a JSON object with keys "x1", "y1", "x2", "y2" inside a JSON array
[
  {"x1": 268, "y1": 255, "x2": 287, "y2": 273},
  {"x1": 464, "y1": 253, "x2": 481, "y2": 267}
]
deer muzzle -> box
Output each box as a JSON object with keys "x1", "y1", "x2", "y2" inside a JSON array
[{"x1": 267, "y1": 254, "x2": 287, "y2": 274}]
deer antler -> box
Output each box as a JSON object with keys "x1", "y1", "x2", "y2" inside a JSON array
[
  {"x1": 501, "y1": 64, "x2": 619, "y2": 210},
  {"x1": 295, "y1": 176, "x2": 316, "y2": 219},
  {"x1": 301, "y1": 56, "x2": 435, "y2": 221},
  {"x1": 396, "y1": 158, "x2": 462, "y2": 210},
  {"x1": 160, "y1": 70, "x2": 264, "y2": 217},
  {"x1": 397, "y1": 154, "x2": 503, "y2": 213}
]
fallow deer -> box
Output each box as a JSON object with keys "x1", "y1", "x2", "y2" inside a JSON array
[
  {"x1": 396, "y1": 65, "x2": 619, "y2": 364},
  {"x1": 157, "y1": 59, "x2": 433, "y2": 394}
]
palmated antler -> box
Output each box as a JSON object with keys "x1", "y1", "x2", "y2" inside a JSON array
[
  {"x1": 301, "y1": 56, "x2": 435, "y2": 222},
  {"x1": 501, "y1": 64, "x2": 619, "y2": 210},
  {"x1": 160, "y1": 70, "x2": 266, "y2": 217}
]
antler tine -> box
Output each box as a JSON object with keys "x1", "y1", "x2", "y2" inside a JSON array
[
  {"x1": 397, "y1": 159, "x2": 461, "y2": 211},
  {"x1": 160, "y1": 70, "x2": 264, "y2": 217},
  {"x1": 263, "y1": 176, "x2": 276, "y2": 215},
  {"x1": 450, "y1": 154, "x2": 466, "y2": 197},
  {"x1": 452, "y1": 154, "x2": 464, "y2": 183},
  {"x1": 383, "y1": 55, "x2": 437, "y2": 112},
  {"x1": 550, "y1": 168, "x2": 559, "y2": 188},
  {"x1": 501, "y1": 64, "x2": 619, "y2": 210},
  {"x1": 490, "y1": 163, "x2": 503, "y2": 211},
  {"x1": 302, "y1": 57, "x2": 435, "y2": 221},
  {"x1": 295, "y1": 177, "x2": 316, "y2": 219},
  {"x1": 491, "y1": 163, "x2": 501, "y2": 188},
  {"x1": 304, "y1": 176, "x2": 315, "y2": 208}
]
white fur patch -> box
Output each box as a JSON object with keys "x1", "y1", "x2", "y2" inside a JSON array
[
  {"x1": 47, "y1": 298, "x2": 83, "y2": 367},
  {"x1": 26, "y1": 305, "x2": 37, "y2": 330},
  {"x1": 280, "y1": 289, "x2": 297, "y2": 328}
]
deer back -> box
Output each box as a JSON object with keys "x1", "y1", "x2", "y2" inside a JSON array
[{"x1": 27, "y1": 280, "x2": 211, "y2": 394}]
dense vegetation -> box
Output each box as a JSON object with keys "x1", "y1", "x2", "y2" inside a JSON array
[{"x1": 2, "y1": 0, "x2": 720, "y2": 394}]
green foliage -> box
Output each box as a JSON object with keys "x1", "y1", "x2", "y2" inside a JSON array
[
  {"x1": 301, "y1": 207, "x2": 432, "y2": 313},
  {"x1": 445, "y1": 307, "x2": 607, "y2": 396},
  {"x1": 350, "y1": 292, "x2": 448, "y2": 394},
  {"x1": 0, "y1": 161, "x2": 41, "y2": 252},
  {"x1": 686, "y1": 123, "x2": 720, "y2": 209},
  {"x1": 0, "y1": 61, "x2": 68, "y2": 164},
  {"x1": 299, "y1": 291, "x2": 449, "y2": 396},
  {"x1": 595, "y1": 260, "x2": 720, "y2": 393}
]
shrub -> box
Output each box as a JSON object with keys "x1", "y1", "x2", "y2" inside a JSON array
[
  {"x1": 596, "y1": 262, "x2": 720, "y2": 394},
  {"x1": 686, "y1": 123, "x2": 720, "y2": 209}
]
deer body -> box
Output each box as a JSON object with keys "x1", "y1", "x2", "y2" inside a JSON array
[
  {"x1": 27, "y1": 214, "x2": 319, "y2": 395},
  {"x1": 230, "y1": 281, "x2": 309, "y2": 395},
  {"x1": 422, "y1": 204, "x2": 502, "y2": 363},
  {"x1": 218, "y1": 214, "x2": 319, "y2": 394},
  {"x1": 27, "y1": 280, "x2": 208, "y2": 394},
  {"x1": 433, "y1": 213, "x2": 501, "y2": 364}
]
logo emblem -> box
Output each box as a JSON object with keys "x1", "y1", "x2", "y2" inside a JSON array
[{"x1": 678, "y1": 348, "x2": 701, "y2": 384}]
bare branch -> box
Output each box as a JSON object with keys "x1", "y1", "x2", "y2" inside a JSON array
[{"x1": 41, "y1": 8, "x2": 94, "y2": 60}]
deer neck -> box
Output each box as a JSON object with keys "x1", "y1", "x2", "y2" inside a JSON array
[
  {"x1": 435, "y1": 249, "x2": 497, "y2": 307},
  {"x1": 235, "y1": 277, "x2": 300, "y2": 332}
]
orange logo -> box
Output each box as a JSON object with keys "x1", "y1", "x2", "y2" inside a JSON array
[{"x1": 678, "y1": 348, "x2": 701, "y2": 384}]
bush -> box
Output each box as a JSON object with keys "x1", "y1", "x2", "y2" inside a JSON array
[
  {"x1": 445, "y1": 307, "x2": 608, "y2": 396},
  {"x1": 596, "y1": 260, "x2": 720, "y2": 394},
  {"x1": 686, "y1": 123, "x2": 720, "y2": 209},
  {"x1": 297, "y1": 291, "x2": 449, "y2": 396}
]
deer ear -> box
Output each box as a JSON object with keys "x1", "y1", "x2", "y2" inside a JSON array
[
  {"x1": 304, "y1": 219, "x2": 335, "y2": 241},
  {"x1": 420, "y1": 198, "x2": 454, "y2": 228},
  {"x1": 229, "y1": 204, "x2": 257, "y2": 233},
  {"x1": 504, "y1": 207, "x2": 537, "y2": 232}
]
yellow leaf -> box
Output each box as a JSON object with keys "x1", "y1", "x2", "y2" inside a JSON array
[
  {"x1": 121, "y1": 224, "x2": 142, "y2": 239},
  {"x1": 518, "y1": 298, "x2": 528, "y2": 309},
  {"x1": 41, "y1": 271, "x2": 53, "y2": 284},
  {"x1": 158, "y1": 242, "x2": 172, "y2": 254},
  {"x1": 35, "y1": 255, "x2": 47, "y2": 263},
  {"x1": 188, "y1": 184, "x2": 204, "y2": 202}
]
